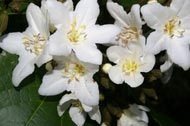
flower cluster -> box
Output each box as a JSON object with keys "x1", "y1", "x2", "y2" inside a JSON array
[{"x1": 1, "y1": 0, "x2": 190, "y2": 125}]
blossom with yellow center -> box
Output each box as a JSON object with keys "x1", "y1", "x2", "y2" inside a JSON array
[
  {"x1": 0, "y1": 3, "x2": 51, "y2": 87},
  {"x1": 107, "y1": 1, "x2": 145, "y2": 47},
  {"x1": 142, "y1": 0, "x2": 190, "y2": 70},
  {"x1": 116, "y1": 27, "x2": 139, "y2": 46},
  {"x1": 23, "y1": 34, "x2": 46, "y2": 55},
  {"x1": 57, "y1": 93, "x2": 101, "y2": 126},
  {"x1": 46, "y1": 0, "x2": 120, "y2": 65},
  {"x1": 38, "y1": 54, "x2": 99, "y2": 107},
  {"x1": 67, "y1": 17, "x2": 87, "y2": 43},
  {"x1": 62, "y1": 62, "x2": 86, "y2": 83},
  {"x1": 164, "y1": 16, "x2": 185, "y2": 38},
  {"x1": 122, "y1": 60, "x2": 138, "y2": 75},
  {"x1": 106, "y1": 43, "x2": 155, "y2": 87}
]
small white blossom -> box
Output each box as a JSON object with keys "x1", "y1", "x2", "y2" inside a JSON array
[
  {"x1": 107, "y1": 0, "x2": 145, "y2": 47},
  {"x1": 117, "y1": 104, "x2": 149, "y2": 126},
  {"x1": 141, "y1": 0, "x2": 190, "y2": 70},
  {"x1": 57, "y1": 93, "x2": 101, "y2": 126},
  {"x1": 0, "y1": 3, "x2": 51, "y2": 86},
  {"x1": 38, "y1": 53, "x2": 99, "y2": 106},
  {"x1": 107, "y1": 43, "x2": 155, "y2": 87},
  {"x1": 44, "y1": 0, "x2": 120, "y2": 65}
]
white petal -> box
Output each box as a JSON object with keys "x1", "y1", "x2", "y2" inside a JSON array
[
  {"x1": 146, "y1": 31, "x2": 166, "y2": 54},
  {"x1": 81, "y1": 104, "x2": 93, "y2": 112},
  {"x1": 75, "y1": 77, "x2": 99, "y2": 106},
  {"x1": 181, "y1": 17, "x2": 190, "y2": 30},
  {"x1": 73, "y1": 44, "x2": 102, "y2": 65},
  {"x1": 81, "y1": 62, "x2": 99, "y2": 75},
  {"x1": 141, "y1": 3, "x2": 175, "y2": 29},
  {"x1": 63, "y1": 0, "x2": 74, "y2": 11},
  {"x1": 48, "y1": 29, "x2": 72, "y2": 56},
  {"x1": 127, "y1": 42, "x2": 143, "y2": 57},
  {"x1": 88, "y1": 106, "x2": 101, "y2": 124},
  {"x1": 87, "y1": 25, "x2": 120, "y2": 44},
  {"x1": 140, "y1": 111, "x2": 149, "y2": 123},
  {"x1": 58, "y1": 93, "x2": 77, "y2": 116},
  {"x1": 69, "y1": 106, "x2": 86, "y2": 126},
  {"x1": 137, "y1": 105, "x2": 150, "y2": 112},
  {"x1": 124, "y1": 73, "x2": 144, "y2": 87},
  {"x1": 108, "y1": 66, "x2": 123, "y2": 84},
  {"x1": 107, "y1": 46, "x2": 128, "y2": 63},
  {"x1": 26, "y1": 3, "x2": 49, "y2": 37},
  {"x1": 53, "y1": 55, "x2": 72, "y2": 67},
  {"x1": 43, "y1": 0, "x2": 70, "y2": 28},
  {"x1": 129, "y1": 104, "x2": 149, "y2": 123},
  {"x1": 12, "y1": 55, "x2": 35, "y2": 87},
  {"x1": 59, "y1": 93, "x2": 77, "y2": 105},
  {"x1": 36, "y1": 44, "x2": 52, "y2": 67},
  {"x1": 38, "y1": 70, "x2": 68, "y2": 96},
  {"x1": 0, "y1": 32, "x2": 26, "y2": 55},
  {"x1": 106, "y1": 0, "x2": 128, "y2": 27},
  {"x1": 140, "y1": 54, "x2": 155, "y2": 72},
  {"x1": 74, "y1": 0, "x2": 99, "y2": 26},
  {"x1": 160, "y1": 58, "x2": 173, "y2": 72},
  {"x1": 167, "y1": 40, "x2": 190, "y2": 70},
  {"x1": 138, "y1": 35, "x2": 146, "y2": 48},
  {"x1": 170, "y1": 0, "x2": 190, "y2": 18},
  {"x1": 117, "y1": 112, "x2": 147, "y2": 126},
  {"x1": 128, "y1": 4, "x2": 143, "y2": 29}
]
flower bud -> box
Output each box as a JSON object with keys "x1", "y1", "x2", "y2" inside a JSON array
[
  {"x1": 102, "y1": 63, "x2": 112, "y2": 74},
  {"x1": 0, "y1": 11, "x2": 8, "y2": 35}
]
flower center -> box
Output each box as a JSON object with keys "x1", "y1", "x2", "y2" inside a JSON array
[
  {"x1": 67, "y1": 17, "x2": 87, "y2": 43},
  {"x1": 116, "y1": 27, "x2": 138, "y2": 46},
  {"x1": 62, "y1": 62, "x2": 86, "y2": 83},
  {"x1": 72, "y1": 101, "x2": 83, "y2": 112},
  {"x1": 164, "y1": 16, "x2": 185, "y2": 38},
  {"x1": 23, "y1": 34, "x2": 45, "y2": 55},
  {"x1": 122, "y1": 60, "x2": 138, "y2": 75}
]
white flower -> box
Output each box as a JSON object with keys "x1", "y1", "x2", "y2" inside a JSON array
[
  {"x1": 44, "y1": 0, "x2": 120, "y2": 65},
  {"x1": 0, "y1": 3, "x2": 51, "y2": 86},
  {"x1": 38, "y1": 53, "x2": 99, "y2": 106},
  {"x1": 117, "y1": 104, "x2": 149, "y2": 126},
  {"x1": 57, "y1": 93, "x2": 101, "y2": 126},
  {"x1": 106, "y1": 43, "x2": 155, "y2": 87},
  {"x1": 107, "y1": 0, "x2": 145, "y2": 47},
  {"x1": 141, "y1": 0, "x2": 190, "y2": 70}
]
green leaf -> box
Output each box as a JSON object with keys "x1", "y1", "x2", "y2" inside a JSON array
[
  {"x1": 0, "y1": 53, "x2": 99, "y2": 126},
  {"x1": 0, "y1": 53, "x2": 76, "y2": 126},
  {"x1": 150, "y1": 110, "x2": 181, "y2": 126}
]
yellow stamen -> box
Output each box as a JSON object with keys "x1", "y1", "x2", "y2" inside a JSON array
[
  {"x1": 122, "y1": 60, "x2": 138, "y2": 75},
  {"x1": 116, "y1": 27, "x2": 138, "y2": 46},
  {"x1": 164, "y1": 16, "x2": 185, "y2": 38},
  {"x1": 62, "y1": 62, "x2": 86, "y2": 83},
  {"x1": 67, "y1": 17, "x2": 87, "y2": 43},
  {"x1": 23, "y1": 34, "x2": 45, "y2": 55}
]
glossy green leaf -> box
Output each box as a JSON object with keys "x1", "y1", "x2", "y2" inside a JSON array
[{"x1": 0, "y1": 53, "x2": 76, "y2": 126}]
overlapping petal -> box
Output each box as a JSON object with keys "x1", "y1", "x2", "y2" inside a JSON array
[
  {"x1": 74, "y1": 77, "x2": 99, "y2": 106},
  {"x1": 141, "y1": 3, "x2": 175, "y2": 29},
  {"x1": 38, "y1": 70, "x2": 68, "y2": 96},
  {"x1": 107, "y1": 0, "x2": 128, "y2": 27},
  {"x1": 74, "y1": 0, "x2": 99, "y2": 26},
  {"x1": 12, "y1": 55, "x2": 35, "y2": 86}
]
